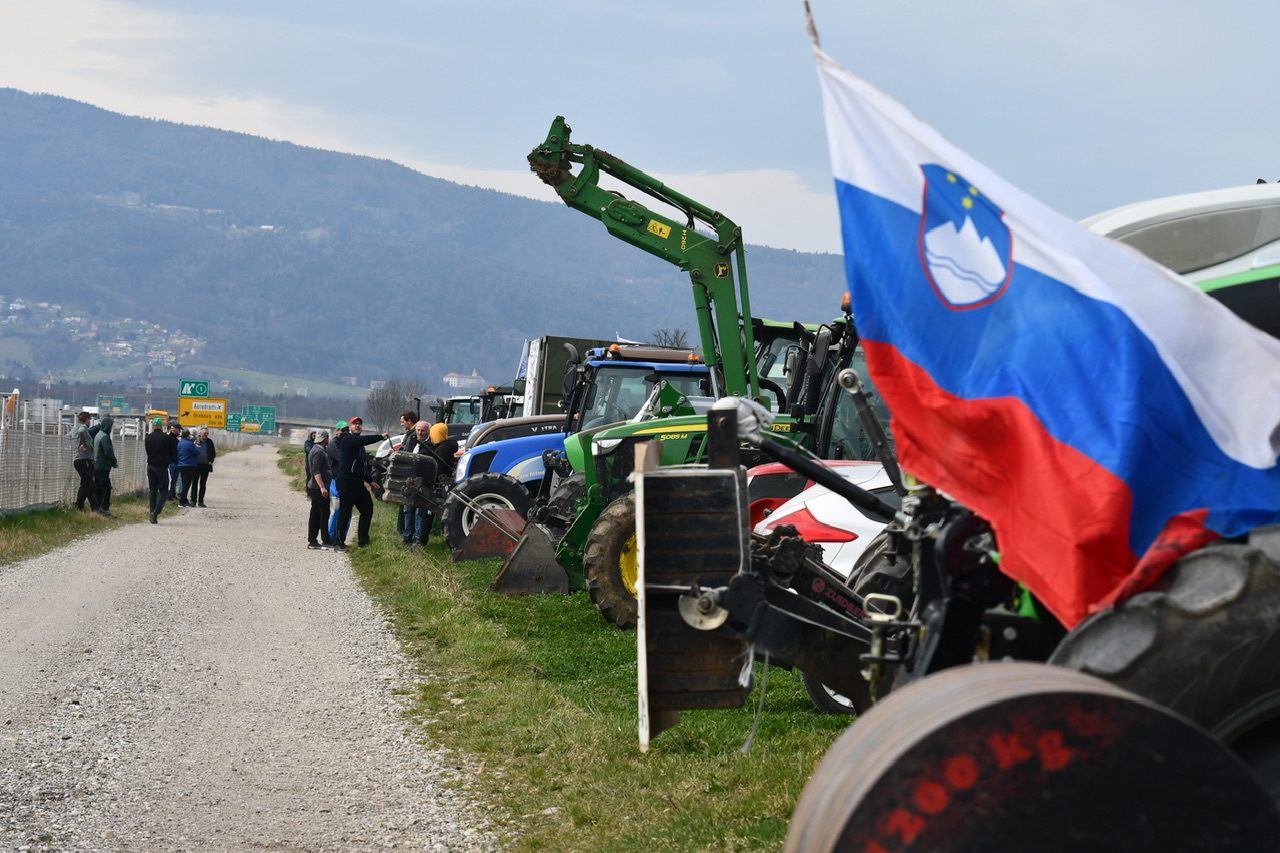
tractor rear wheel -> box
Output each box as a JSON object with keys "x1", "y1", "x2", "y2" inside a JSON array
[
  {"x1": 441, "y1": 473, "x2": 532, "y2": 549},
  {"x1": 1050, "y1": 527, "x2": 1280, "y2": 804},
  {"x1": 584, "y1": 494, "x2": 639, "y2": 629}
]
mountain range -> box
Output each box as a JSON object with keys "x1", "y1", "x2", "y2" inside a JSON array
[{"x1": 0, "y1": 88, "x2": 847, "y2": 394}]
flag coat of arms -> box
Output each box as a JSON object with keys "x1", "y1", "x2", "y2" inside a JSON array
[{"x1": 815, "y1": 48, "x2": 1280, "y2": 627}]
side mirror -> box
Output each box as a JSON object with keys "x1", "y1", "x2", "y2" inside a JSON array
[
  {"x1": 561, "y1": 343, "x2": 582, "y2": 400},
  {"x1": 808, "y1": 330, "x2": 832, "y2": 375},
  {"x1": 784, "y1": 349, "x2": 802, "y2": 390}
]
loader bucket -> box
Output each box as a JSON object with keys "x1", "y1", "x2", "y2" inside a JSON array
[
  {"x1": 449, "y1": 508, "x2": 527, "y2": 563},
  {"x1": 489, "y1": 522, "x2": 570, "y2": 595}
]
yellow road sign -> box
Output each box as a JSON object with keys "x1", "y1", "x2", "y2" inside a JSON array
[
  {"x1": 241, "y1": 421, "x2": 262, "y2": 432},
  {"x1": 178, "y1": 396, "x2": 228, "y2": 429}
]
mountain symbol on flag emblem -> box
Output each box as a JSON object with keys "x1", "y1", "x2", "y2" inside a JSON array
[{"x1": 919, "y1": 164, "x2": 1012, "y2": 308}]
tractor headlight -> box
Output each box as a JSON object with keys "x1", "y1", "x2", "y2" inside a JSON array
[
  {"x1": 594, "y1": 437, "x2": 624, "y2": 456},
  {"x1": 455, "y1": 451, "x2": 472, "y2": 481}
]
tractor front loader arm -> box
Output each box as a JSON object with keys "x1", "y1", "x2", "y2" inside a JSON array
[{"x1": 528, "y1": 116, "x2": 761, "y2": 403}]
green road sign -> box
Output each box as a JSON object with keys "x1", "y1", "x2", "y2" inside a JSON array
[
  {"x1": 243, "y1": 404, "x2": 277, "y2": 433},
  {"x1": 179, "y1": 378, "x2": 210, "y2": 397},
  {"x1": 226, "y1": 413, "x2": 242, "y2": 432}
]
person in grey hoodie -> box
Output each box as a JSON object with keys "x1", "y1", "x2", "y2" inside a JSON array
[
  {"x1": 70, "y1": 411, "x2": 97, "y2": 511},
  {"x1": 92, "y1": 416, "x2": 118, "y2": 516}
]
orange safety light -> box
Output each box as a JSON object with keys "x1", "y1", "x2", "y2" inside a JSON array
[{"x1": 841, "y1": 291, "x2": 852, "y2": 314}]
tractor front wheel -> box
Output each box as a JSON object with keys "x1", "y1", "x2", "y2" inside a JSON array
[
  {"x1": 584, "y1": 494, "x2": 639, "y2": 629},
  {"x1": 1050, "y1": 527, "x2": 1280, "y2": 804},
  {"x1": 441, "y1": 473, "x2": 533, "y2": 549}
]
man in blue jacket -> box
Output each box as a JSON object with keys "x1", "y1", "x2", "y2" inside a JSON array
[
  {"x1": 176, "y1": 429, "x2": 200, "y2": 507},
  {"x1": 332, "y1": 416, "x2": 386, "y2": 551}
]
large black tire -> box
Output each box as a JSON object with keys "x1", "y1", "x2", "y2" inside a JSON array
[
  {"x1": 801, "y1": 671, "x2": 864, "y2": 715},
  {"x1": 441, "y1": 472, "x2": 533, "y2": 549},
  {"x1": 1050, "y1": 526, "x2": 1280, "y2": 803},
  {"x1": 583, "y1": 493, "x2": 639, "y2": 630},
  {"x1": 845, "y1": 531, "x2": 914, "y2": 616},
  {"x1": 543, "y1": 471, "x2": 587, "y2": 524}
]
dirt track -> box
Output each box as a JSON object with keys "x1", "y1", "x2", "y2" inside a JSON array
[{"x1": 0, "y1": 445, "x2": 497, "y2": 851}]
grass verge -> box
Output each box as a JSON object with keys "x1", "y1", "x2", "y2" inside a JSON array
[
  {"x1": 278, "y1": 446, "x2": 853, "y2": 852},
  {"x1": 0, "y1": 441, "x2": 253, "y2": 567},
  {"x1": 0, "y1": 493, "x2": 163, "y2": 566}
]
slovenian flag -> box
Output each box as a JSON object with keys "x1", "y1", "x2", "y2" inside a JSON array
[{"x1": 816, "y1": 48, "x2": 1280, "y2": 627}]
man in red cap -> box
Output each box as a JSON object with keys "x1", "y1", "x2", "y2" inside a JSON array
[{"x1": 332, "y1": 416, "x2": 387, "y2": 550}]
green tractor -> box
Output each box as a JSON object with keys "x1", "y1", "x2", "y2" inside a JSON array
[{"x1": 496, "y1": 116, "x2": 842, "y2": 627}]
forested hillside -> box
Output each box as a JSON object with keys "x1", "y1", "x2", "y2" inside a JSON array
[{"x1": 0, "y1": 88, "x2": 846, "y2": 388}]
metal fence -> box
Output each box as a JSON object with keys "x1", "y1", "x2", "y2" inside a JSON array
[{"x1": 0, "y1": 427, "x2": 273, "y2": 516}]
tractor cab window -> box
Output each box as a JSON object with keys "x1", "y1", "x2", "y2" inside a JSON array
[
  {"x1": 448, "y1": 399, "x2": 483, "y2": 425},
  {"x1": 825, "y1": 350, "x2": 894, "y2": 461},
  {"x1": 1111, "y1": 202, "x2": 1280, "y2": 275},
  {"x1": 756, "y1": 334, "x2": 802, "y2": 384},
  {"x1": 580, "y1": 366, "x2": 706, "y2": 429}
]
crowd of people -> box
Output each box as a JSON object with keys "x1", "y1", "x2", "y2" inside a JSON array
[
  {"x1": 302, "y1": 409, "x2": 457, "y2": 552},
  {"x1": 69, "y1": 404, "x2": 461, "y2": 552},
  {"x1": 70, "y1": 412, "x2": 216, "y2": 522}
]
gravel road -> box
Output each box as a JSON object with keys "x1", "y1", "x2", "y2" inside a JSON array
[{"x1": 0, "y1": 445, "x2": 500, "y2": 852}]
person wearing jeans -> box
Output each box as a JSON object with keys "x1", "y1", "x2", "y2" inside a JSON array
[
  {"x1": 166, "y1": 422, "x2": 182, "y2": 500},
  {"x1": 176, "y1": 429, "x2": 200, "y2": 507},
  {"x1": 193, "y1": 426, "x2": 217, "y2": 507},
  {"x1": 70, "y1": 411, "x2": 97, "y2": 511}
]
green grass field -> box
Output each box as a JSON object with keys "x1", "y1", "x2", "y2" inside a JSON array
[{"x1": 275, "y1": 446, "x2": 854, "y2": 852}]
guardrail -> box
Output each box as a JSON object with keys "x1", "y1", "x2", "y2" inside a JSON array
[{"x1": 0, "y1": 427, "x2": 274, "y2": 516}]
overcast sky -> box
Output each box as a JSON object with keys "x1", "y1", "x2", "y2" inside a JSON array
[{"x1": 1, "y1": 1, "x2": 1274, "y2": 254}]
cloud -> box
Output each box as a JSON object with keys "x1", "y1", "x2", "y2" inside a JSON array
[{"x1": 396, "y1": 158, "x2": 844, "y2": 255}]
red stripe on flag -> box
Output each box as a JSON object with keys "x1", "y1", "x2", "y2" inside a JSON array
[
  {"x1": 1090, "y1": 509, "x2": 1219, "y2": 615},
  {"x1": 864, "y1": 340, "x2": 1139, "y2": 627}
]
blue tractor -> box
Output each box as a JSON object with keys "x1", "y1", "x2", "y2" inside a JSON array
[{"x1": 441, "y1": 343, "x2": 711, "y2": 548}]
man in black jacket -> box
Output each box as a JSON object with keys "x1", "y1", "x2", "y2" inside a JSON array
[
  {"x1": 144, "y1": 417, "x2": 176, "y2": 523},
  {"x1": 332, "y1": 416, "x2": 387, "y2": 551}
]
